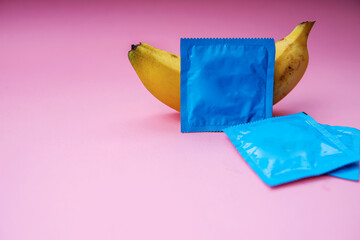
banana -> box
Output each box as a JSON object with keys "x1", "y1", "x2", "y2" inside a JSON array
[
  {"x1": 128, "y1": 21, "x2": 315, "y2": 111},
  {"x1": 128, "y1": 43, "x2": 181, "y2": 111},
  {"x1": 273, "y1": 21, "x2": 315, "y2": 104}
]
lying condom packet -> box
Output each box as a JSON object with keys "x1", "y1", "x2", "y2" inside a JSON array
[
  {"x1": 323, "y1": 125, "x2": 360, "y2": 181},
  {"x1": 223, "y1": 112, "x2": 360, "y2": 186},
  {"x1": 180, "y1": 38, "x2": 275, "y2": 133}
]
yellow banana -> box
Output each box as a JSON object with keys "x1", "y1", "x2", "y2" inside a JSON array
[
  {"x1": 128, "y1": 21, "x2": 315, "y2": 111},
  {"x1": 273, "y1": 21, "x2": 315, "y2": 104},
  {"x1": 128, "y1": 43, "x2": 181, "y2": 111}
]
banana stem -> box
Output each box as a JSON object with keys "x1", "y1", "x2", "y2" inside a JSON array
[{"x1": 287, "y1": 21, "x2": 315, "y2": 43}]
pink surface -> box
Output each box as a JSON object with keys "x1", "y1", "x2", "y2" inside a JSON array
[{"x1": 1, "y1": 0, "x2": 360, "y2": 239}]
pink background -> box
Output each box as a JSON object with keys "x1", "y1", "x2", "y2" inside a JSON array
[{"x1": 1, "y1": 0, "x2": 360, "y2": 239}]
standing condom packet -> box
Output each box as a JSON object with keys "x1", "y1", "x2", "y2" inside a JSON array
[
  {"x1": 223, "y1": 112, "x2": 360, "y2": 186},
  {"x1": 180, "y1": 38, "x2": 275, "y2": 133}
]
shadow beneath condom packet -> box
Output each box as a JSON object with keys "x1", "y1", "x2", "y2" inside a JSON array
[
  {"x1": 272, "y1": 108, "x2": 298, "y2": 117},
  {"x1": 136, "y1": 112, "x2": 180, "y2": 132},
  {"x1": 158, "y1": 112, "x2": 180, "y2": 123}
]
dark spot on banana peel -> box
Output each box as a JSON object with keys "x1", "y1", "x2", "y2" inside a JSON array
[
  {"x1": 170, "y1": 53, "x2": 179, "y2": 58},
  {"x1": 279, "y1": 62, "x2": 297, "y2": 82}
]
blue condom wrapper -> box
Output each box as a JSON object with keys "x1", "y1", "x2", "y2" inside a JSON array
[
  {"x1": 324, "y1": 125, "x2": 360, "y2": 181},
  {"x1": 223, "y1": 112, "x2": 360, "y2": 187},
  {"x1": 180, "y1": 38, "x2": 275, "y2": 133}
]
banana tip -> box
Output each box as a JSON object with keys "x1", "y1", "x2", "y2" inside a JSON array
[
  {"x1": 300, "y1": 21, "x2": 316, "y2": 25},
  {"x1": 129, "y1": 43, "x2": 141, "y2": 52}
]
